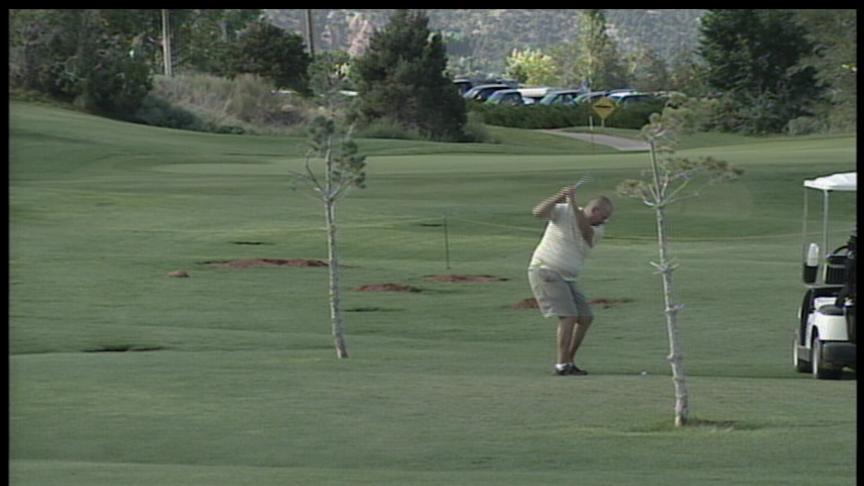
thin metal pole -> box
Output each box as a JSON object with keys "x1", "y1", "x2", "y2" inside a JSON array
[
  {"x1": 822, "y1": 191, "x2": 830, "y2": 282},
  {"x1": 161, "y1": 9, "x2": 173, "y2": 77},
  {"x1": 801, "y1": 187, "x2": 808, "y2": 262},
  {"x1": 443, "y1": 214, "x2": 451, "y2": 270},
  {"x1": 305, "y1": 9, "x2": 315, "y2": 58}
]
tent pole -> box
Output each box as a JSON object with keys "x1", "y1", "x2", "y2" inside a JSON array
[{"x1": 822, "y1": 190, "x2": 830, "y2": 282}]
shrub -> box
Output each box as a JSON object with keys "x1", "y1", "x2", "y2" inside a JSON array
[
  {"x1": 141, "y1": 72, "x2": 316, "y2": 134},
  {"x1": 354, "y1": 117, "x2": 425, "y2": 140},
  {"x1": 786, "y1": 116, "x2": 827, "y2": 135},
  {"x1": 468, "y1": 97, "x2": 681, "y2": 131},
  {"x1": 604, "y1": 98, "x2": 667, "y2": 129},
  {"x1": 75, "y1": 40, "x2": 153, "y2": 118},
  {"x1": 227, "y1": 20, "x2": 311, "y2": 94},
  {"x1": 459, "y1": 111, "x2": 497, "y2": 143},
  {"x1": 225, "y1": 74, "x2": 278, "y2": 123},
  {"x1": 468, "y1": 103, "x2": 591, "y2": 129},
  {"x1": 133, "y1": 95, "x2": 205, "y2": 130}
]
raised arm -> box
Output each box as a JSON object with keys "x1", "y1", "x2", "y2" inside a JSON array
[
  {"x1": 532, "y1": 187, "x2": 569, "y2": 220},
  {"x1": 567, "y1": 188, "x2": 595, "y2": 247}
]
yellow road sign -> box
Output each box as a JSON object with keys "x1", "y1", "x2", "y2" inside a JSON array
[{"x1": 592, "y1": 97, "x2": 617, "y2": 120}]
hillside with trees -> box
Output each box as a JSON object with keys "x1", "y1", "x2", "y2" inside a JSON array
[
  {"x1": 9, "y1": 9, "x2": 856, "y2": 137},
  {"x1": 265, "y1": 9, "x2": 707, "y2": 76}
]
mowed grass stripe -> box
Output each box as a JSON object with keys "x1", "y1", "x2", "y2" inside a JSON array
[{"x1": 10, "y1": 102, "x2": 856, "y2": 485}]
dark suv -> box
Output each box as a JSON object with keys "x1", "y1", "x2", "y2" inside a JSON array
[{"x1": 463, "y1": 84, "x2": 511, "y2": 102}]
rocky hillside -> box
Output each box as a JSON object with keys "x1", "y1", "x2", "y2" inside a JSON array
[{"x1": 265, "y1": 9, "x2": 706, "y2": 75}]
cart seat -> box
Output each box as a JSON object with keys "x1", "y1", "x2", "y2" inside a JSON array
[{"x1": 817, "y1": 305, "x2": 845, "y2": 316}]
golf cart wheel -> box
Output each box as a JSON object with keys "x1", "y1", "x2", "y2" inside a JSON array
[
  {"x1": 812, "y1": 335, "x2": 842, "y2": 380},
  {"x1": 794, "y1": 334, "x2": 811, "y2": 373}
]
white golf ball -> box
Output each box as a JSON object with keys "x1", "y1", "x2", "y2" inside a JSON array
[{"x1": 640, "y1": 371, "x2": 648, "y2": 376}]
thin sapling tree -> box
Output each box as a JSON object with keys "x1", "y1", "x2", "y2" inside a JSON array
[
  {"x1": 292, "y1": 118, "x2": 366, "y2": 358},
  {"x1": 617, "y1": 96, "x2": 742, "y2": 426},
  {"x1": 290, "y1": 57, "x2": 366, "y2": 359}
]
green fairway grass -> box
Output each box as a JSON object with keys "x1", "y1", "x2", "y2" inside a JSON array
[{"x1": 10, "y1": 102, "x2": 856, "y2": 485}]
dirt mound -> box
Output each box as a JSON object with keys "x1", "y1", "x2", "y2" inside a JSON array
[
  {"x1": 425, "y1": 274, "x2": 509, "y2": 283},
  {"x1": 167, "y1": 270, "x2": 190, "y2": 278},
  {"x1": 511, "y1": 297, "x2": 634, "y2": 309},
  {"x1": 590, "y1": 298, "x2": 635, "y2": 309},
  {"x1": 511, "y1": 298, "x2": 540, "y2": 309},
  {"x1": 202, "y1": 258, "x2": 328, "y2": 269},
  {"x1": 353, "y1": 283, "x2": 423, "y2": 293}
]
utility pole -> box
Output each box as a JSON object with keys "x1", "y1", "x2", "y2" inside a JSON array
[
  {"x1": 305, "y1": 9, "x2": 315, "y2": 58},
  {"x1": 161, "y1": 9, "x2": 173, "y2": 77}
]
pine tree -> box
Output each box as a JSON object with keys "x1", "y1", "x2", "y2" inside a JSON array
[{"x1": 352, "y1": 9, "x2": 467, "y2": 141}]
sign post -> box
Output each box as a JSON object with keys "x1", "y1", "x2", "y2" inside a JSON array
[{"x1": 592, "y1": 97, "x2": 616, "y2": 128}]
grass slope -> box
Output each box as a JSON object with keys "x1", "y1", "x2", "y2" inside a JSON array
[{"x1": 10, "y1": 102, "x2": 857, "y2": 485}]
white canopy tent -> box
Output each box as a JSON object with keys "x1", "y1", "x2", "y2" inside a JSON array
[
  {"x1": 802, "y1": 172, "x2": 857, "y2": 281},
  {"x1": 803, "y1": 172, "x2": 857, "y2": 192}
]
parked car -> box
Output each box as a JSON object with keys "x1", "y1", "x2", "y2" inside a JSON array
[
  {"x1": 608, "y1": 92, "x2": 657, "y2": 104},
  {"x1": 539, "y1": 89, "x2": 586, "y2": 105},
  {"x1": 517, "y1": 87, "x2": 555, "y2": 105},
  {"x1": 573, "y1": 91, "x2": 609, "y2": 104},
  {"x1": 485, "y1": 89, "x2": 526, "y2": 105},
  {"x1": 453, "y1": 78, "x2": 473, "y2": 95},
  {"x1": 463, "y1": 84, "x2": 511, "y2": 102}
]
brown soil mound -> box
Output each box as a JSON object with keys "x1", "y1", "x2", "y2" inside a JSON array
[
  {"x1": 167, "y1": 270, "x2": 190, "y2": 278},
  {"x1": 353, "y1": 283, "x2": 422, "y2": 293},
  {"x1": 425, "y1": 274, "x2": 509, "y2": 283},
  {"x1": 511, "y1": 297, "x2": 634, "y2": 309},
  {"x1": 203, "y1": 258, "x2": 328, "y2": 269},
  {"x1": 512, "y1": 298, "x2": 540, "y2": 309},
  {"x1": 590, "y1": 298, "x2": 635, "y2": 309}
]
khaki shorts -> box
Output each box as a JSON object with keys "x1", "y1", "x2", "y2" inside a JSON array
[{"x1": 528, "y1": 267, "x2": 593, "y2": 319}]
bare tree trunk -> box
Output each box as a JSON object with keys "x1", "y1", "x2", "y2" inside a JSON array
[
  {"x1": 650, "y1": 142, "x2": 689, "y2": 427},
  {"x1": 324, "y1": 198, "x2": 348, "y2": 358},
  {"x1": 324, "y1": 136, "x2": 348, "y2": 359},
  {"x1": 655, "y1": 206, "x2": 689, "y2": 427}
]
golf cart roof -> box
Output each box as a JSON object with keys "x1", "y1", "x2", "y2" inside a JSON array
[{"x1": 803, "y1": 172, "x2": 856, "y2": 192}]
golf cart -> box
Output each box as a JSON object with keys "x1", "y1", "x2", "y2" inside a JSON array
[{"x1": 794, "y1": 171, "x2": 856, "y2": 379}]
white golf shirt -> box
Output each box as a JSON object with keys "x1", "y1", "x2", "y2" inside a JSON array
[{"x1": 529, "y1": 203, "x2": 605, "y2": 280}]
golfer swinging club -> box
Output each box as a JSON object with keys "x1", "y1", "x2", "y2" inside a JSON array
[{"x1": 528, "y1": 181, "x2": 614, "y2": 376}]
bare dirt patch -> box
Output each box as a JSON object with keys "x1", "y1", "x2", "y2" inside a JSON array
[
  {"x1": 353, "y1": 283, "x2": 423, "y2": 293},
  {"x1": 167, "y1": 270, "x2": 190, "y2": 278},
  {"x1": 425, "y1": 274, "x2": 509, "y2": 283},
  {"x1": 83, "y1": 345, "x2": 165, "y2": 353},
  {"x1": 202, "y1": 258, "x2": 328, "y2": 269},
  {"x1": 590, "y1": 298, "x2": 635, "y2": 309},
  {"x1": 511, "y1": 298, "x2": 540, "y2": 309},
  {"x1": 511, "y1": 297, "x2": 634, "y2": 310}
]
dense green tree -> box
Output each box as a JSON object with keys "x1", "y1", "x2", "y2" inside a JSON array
[
  {"x1": 626, "y1": 46, "x2": 670, "y2": 92},
  {"x1": 570, "y1": 9, "x2": 628, "y2": 89},
  {"x1": 9, "y1": 9, "x2": 152, "y2": 117},
  {"x1": 352, "y1": 9, "x2": 467, "y2": 141},
  {"x1": 790, "y1": 9, "x2": 856, "y2": 131},
  {"x1": 666, "y1": 47, "x2": 709, "y2": 97},
  {"x1": 698, "y1": 9, "x2": 821, "y2": 133},
  {"x1": 504, "y1": 48, "x2": 558, "y2": 86},
  {"x1": 227, "y1": 19, "x2": 311, "y2": 93},
  {"x1": 179, "y1": 9, "x2": 262, "y2": 76}
]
